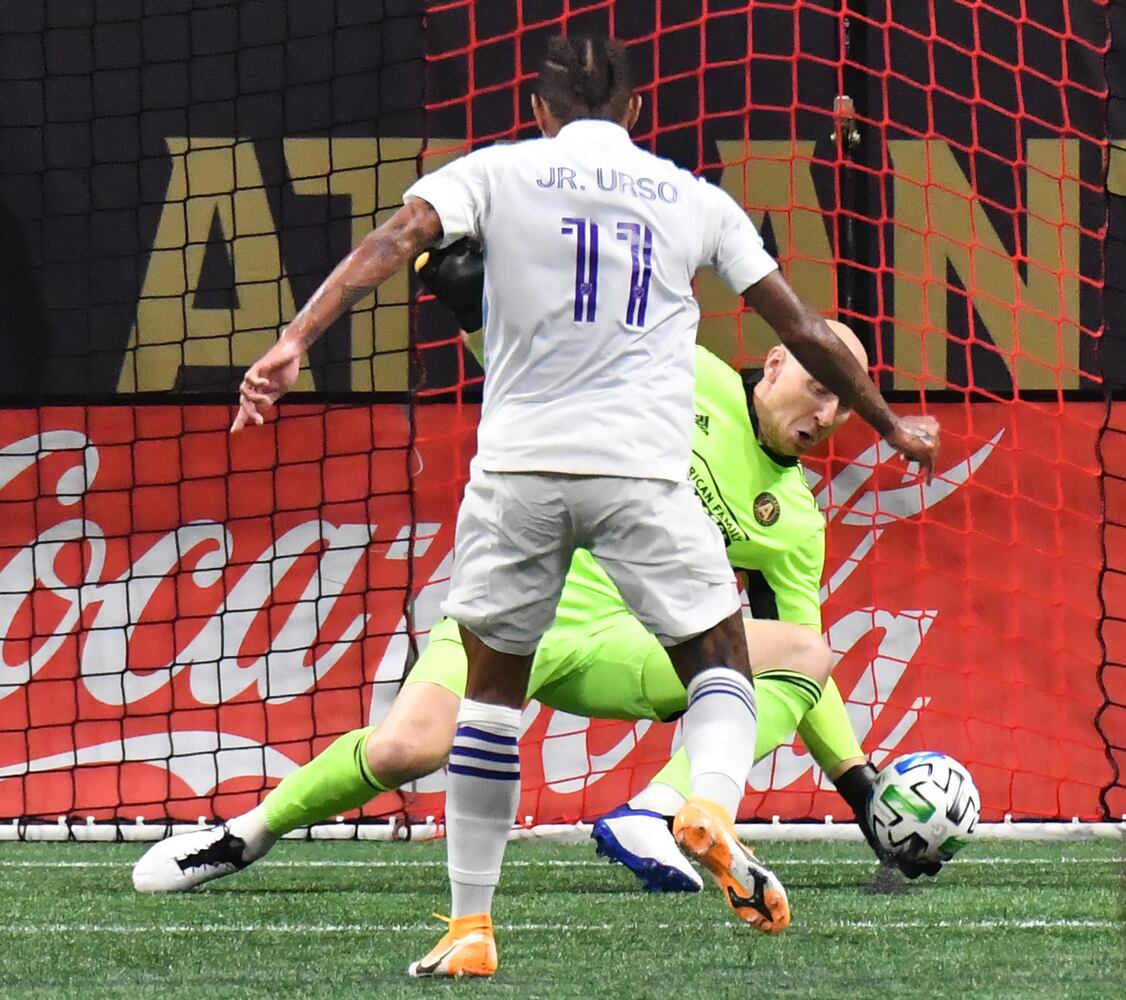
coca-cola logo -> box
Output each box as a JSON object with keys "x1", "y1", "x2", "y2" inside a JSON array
[
  {"x1": 0, "y1": 406, "x2": 468, "y2": 820},
  {"x1": 0, "y1": 403, "x2": 1113, "y2": 822}
]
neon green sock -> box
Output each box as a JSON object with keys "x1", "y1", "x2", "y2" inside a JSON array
[
  {"x1": 262, "y1": 726, "x2": 389, "y2": 835},
  {"x1": 753, "y1": 669, "x2": 824, "y2": 762},
  {"x1": 796, "y1": 676, "x2": 865, "y2": 776},
  {"x1": 643, "y1": 669, "x2": 823, "y2": 803},
  {"x1": 647, "y1": 746, "x2": 691, "y2": 801}
]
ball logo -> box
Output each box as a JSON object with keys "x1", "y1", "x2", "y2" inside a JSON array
[{"x1": 753, "y1": 491, "x2": 780, "y2": 526}]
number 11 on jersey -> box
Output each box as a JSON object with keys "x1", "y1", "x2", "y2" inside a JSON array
[
  {"x1": 561, "y1": 216, "x2": 654, "y2": 329},
  {"x1": 616, "y1": 221, "x2": 654, "y2": 327},
  {"x1": 561, "y1": 217, "x2": 598, "y2": 322}
]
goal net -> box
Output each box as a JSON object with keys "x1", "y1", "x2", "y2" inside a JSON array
[{"x1": 0, "y1": 1, "x2": 1120, "y2": 837}]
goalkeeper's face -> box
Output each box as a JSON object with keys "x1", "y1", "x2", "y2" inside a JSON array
[{"x1": 756, "y1": 321, "x2": 868, "y2": 457}]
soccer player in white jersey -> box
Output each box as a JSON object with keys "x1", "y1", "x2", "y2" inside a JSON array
[{"x1": 231, "y1": 35, "x2": 939, "y2": 979}]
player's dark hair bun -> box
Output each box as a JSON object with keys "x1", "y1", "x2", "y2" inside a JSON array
[{"x1": 537, "y1": 35, "x2": 633, "y2": 125}]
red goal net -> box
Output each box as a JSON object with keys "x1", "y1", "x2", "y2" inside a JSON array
[
  {"x1": 0, "y1": 1, "x2": 1120, "y2": 833},
  {"x1": 410, "y1": 0, "x2": 1118, "y2": 827}
]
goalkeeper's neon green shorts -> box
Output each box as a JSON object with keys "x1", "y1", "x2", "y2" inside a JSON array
[
  {"x1": 406, "y1": 614, "x2": 685, "y2": 722},
  {"x1": 407, "y1": 617, "x2": 822, "y2": 766}
]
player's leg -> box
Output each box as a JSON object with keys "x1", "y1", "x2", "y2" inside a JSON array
[
  {"x1": 632, "y1": 669, "x2": 827, "y2": 808},
  {"x1": 533, "y1": 615, "x2": 706, "y2": 892},
  {"x1": 795, "y1": 676, "x2": 909, "y2": 867},
  {"x1": 588, "y1": 477, "x2": 787, "y2": 933},
  {"x1": 258, "y1": 627, "x2": 467, "y2": 837},
  {"x1": 536, "y1": 615, "x2": 827, "y2": 890},
  {"x1": 791, "y1": 677, "x2": 941, "y2": 877},
  {"x1": 411, "y1": 471, "x2": 570, "y2": 979},
  {"x1": 132, "y1": 621, "x2": 468, "y2": 893},
  {"x1": 636, "y1": 619, "x2": 830, "y2": 807},
  {"x1": 798, "y1": 674, "x2": 869, "y2": 795},
  {"x1": 664, "y1": 614, "x2": 791, "y2": 932},
  {"x1": 583, "y1": 478, "x2": 755, "y2": 824},
  {"x1": 593, "y1": 619, "x2": 828, "y2": 892}
]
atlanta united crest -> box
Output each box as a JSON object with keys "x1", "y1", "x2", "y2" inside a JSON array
[{"x1": 753, "y1": 491, "x2": 781, "y2": 527}]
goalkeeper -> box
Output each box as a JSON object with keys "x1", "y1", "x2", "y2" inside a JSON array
[{"x1": 133, "y1": 241, "x2": 939, "y2": 895}]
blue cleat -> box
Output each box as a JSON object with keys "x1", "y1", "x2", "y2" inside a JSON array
[{"x1": 591, "y1": 804, "x2": 703, "y2": 892}]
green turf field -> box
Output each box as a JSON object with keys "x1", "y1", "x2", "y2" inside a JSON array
[{"x1": 0, "y1": 837, "x2": 1120, "y2": 999}]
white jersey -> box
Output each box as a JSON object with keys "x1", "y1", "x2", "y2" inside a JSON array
[{"x1": 405, "y1": 119, "x2": 777, "y2": 482}]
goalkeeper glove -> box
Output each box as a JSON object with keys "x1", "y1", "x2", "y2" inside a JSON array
[
  {"x1": 834, "y1": 761, "x2": 943, "y2": 879},
  {"x1": 414, "y1": 238, "x2": 485, "y2": 333}
]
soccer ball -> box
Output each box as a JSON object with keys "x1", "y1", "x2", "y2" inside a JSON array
[{"x1": 867, "y1": 751, "x2": 980, "y2": 864}]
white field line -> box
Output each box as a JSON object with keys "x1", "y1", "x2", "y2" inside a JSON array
[
  {"x1": 0, "y1": 856, "x2": 1120, "y2": 870},
  {"x1": 5, "y1": 820, "x2": 1123, "y2": 845},
  {"x1": 0, "y1": 919, "x2": 1118, "y2": 934}
]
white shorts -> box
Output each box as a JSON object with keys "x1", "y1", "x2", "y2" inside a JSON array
[{"x1": 442, "y1": 469, "x2": 740, "y2": 655}]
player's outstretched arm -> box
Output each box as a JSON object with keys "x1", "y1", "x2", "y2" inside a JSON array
[
  {"x1": 743, "y1": 271, "x2": 940, "y2": 482},
  {"x1": 231, "y1": 198, "x2": 443, "y2": 433}
]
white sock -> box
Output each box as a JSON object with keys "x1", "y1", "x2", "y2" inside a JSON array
[
  {"x1": 226, "y1": 805, "x2": 277, "y2": 862},
  {"x1": 446, "y1": 698, "x2": 522, "y2": 918},
  {"x1": 682, "y1": 667, "x2": 757, "y2": 819},
  {"x1": 628, "y1": 782, "x2": 685, "y2": 817}
]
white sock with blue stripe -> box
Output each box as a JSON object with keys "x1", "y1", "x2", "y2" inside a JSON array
[
  {"x1": 446, "y1": 698, "x2": 522, "y2": 918},
  {"x1": 682, "y1": 667, "x2": 758, "y2": 820}
]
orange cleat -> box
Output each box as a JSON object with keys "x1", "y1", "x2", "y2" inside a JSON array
[
  {"x1": 673, "y1": 798, "x2": 791, "y2": 934},
  {"x1": 408, "y1": 913, "x2": 498, "y2": 978}
]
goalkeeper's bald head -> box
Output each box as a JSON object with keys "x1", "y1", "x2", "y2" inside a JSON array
[{"x1": 753, "y1": 320, "x2": 870, "y2": 457}]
